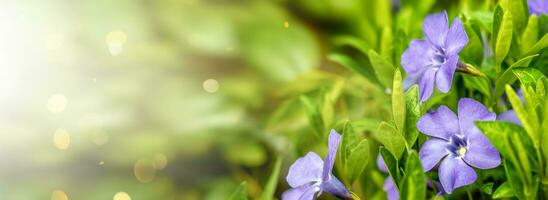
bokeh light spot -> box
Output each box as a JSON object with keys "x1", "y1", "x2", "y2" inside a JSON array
[
  {"x1": 53, "y1": 128, "x2": 70, "y2": 150},
  {"x1": 105, "y1": 31, "x2": 127, "y2": 56},
  {"x1": 92, "y1": 130, "x2": 109, "y2": 146},
  {"x1": 283, "y1": 21, "x2": 289, "y2": 28},
  {"x1": 133, "y1": 158, "x2": 156, "y2": 183},
  {"x1": 202, "y1": 79, "x2": 219, "y2": 93},
  {"x1": 51, "y1": 190, "x2": 68, "y2": 200},
  {"x1": 152, "y1": 154, "x2": 168, "y2": 170},
  {"x1": 48, "y1": 94, "x2": 67, "y2": 113},
  {"x1": 113, "y1": 192, "x2": 131, "y2": 200}
]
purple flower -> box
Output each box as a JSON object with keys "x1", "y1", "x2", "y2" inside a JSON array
[
  {"x1": 417, "y1": 98, "x2": 501, "y2": 194},
  {"x1": 529, "y1": 0, "x2": 548, "y2": 15},
  {"x1": 401, "y1": 11, "x2": 468, "y2": 102},
  {"x1": 283, "y1": 130, "x2": 350, "y2": 200}
]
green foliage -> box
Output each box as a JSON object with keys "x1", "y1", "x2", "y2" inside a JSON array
[
  {"x1": 229, "y1": 182, "x2": 248, "y2": 200},
  {"x1": 400, "y1": 151, "x2": 426, "y2": 200}
]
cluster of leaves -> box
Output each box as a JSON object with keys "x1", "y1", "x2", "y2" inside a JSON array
[{"x1": 228, "y1": 0, "x2": 548, "y2": 199}]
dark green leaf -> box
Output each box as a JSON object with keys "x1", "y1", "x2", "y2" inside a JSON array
[
  {"x1": 380, "y1": 146, "x2": 400, "y2": 187},
  {"x1": 480, "y1": 182, "x2": 494, "y2": 195}
]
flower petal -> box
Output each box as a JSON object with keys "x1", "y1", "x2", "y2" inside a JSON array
[
  {"x1": 463, "y1": 128, "x2": 501, "y2": 169},
  {"x1": 418, "y1": 68, "x2": 437, "y2": 102},
  {"x1": 497, "y1": 110, "x2": 522, "y2": 126},
  {"x1": 435, "y1": 55, "x2": 458, "y2": 93},
  {"x1": 423, "y1": 11, "x2": 449, "y2": 48},
  {"x1": 419, "y1": 138, "x2": 449, "y2": 171},
  {"x1": 383, "y1": 177, "x2": 399, "y2": 200},
  {"x1": 322, "y1": 129, "x2": 341, "y2": 181},
  {"x1": 287, "y1": 152, "x2": 324, "y2": 188},
  {"x1": 445, "y1": 18, "x2": 468, "y2": 56},
  {"x1": 439, "y1": 156, "x2": 477, "y2": 194},
  {"x1": 282, "y1": 185, "x2": 319, "y2": 200},
  {"x1": 320, "y1": 176, "x2": 350, "y2": 198},
  {"x1": 401, "y1": 40, "x2": 434, "y2": 75},
  {"x1": 416, "y1": 105, "x2": 459, "y2": 140},
  {"x1": 457, "y1": 98, "x2": 496, "y2": 135},
  {"x1": 377, "y1": 153, "x2": 388, "y2": 173}
]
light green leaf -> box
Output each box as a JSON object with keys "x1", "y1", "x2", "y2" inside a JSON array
[
  {"x1": 345, "y1": 139, "x2": 370, "y2": 184},
  {"x1": 328, "y1": 53, "x2": 381, "y2": 87},
  {"x1": 521, "y1": 15, "x2": 539, "y2": 54},
  {"x1": 476, "y1": 120, "x2": 535, "y2": 161},
  {"x1": 494, "y1": 54, "x2": 539, "y2": 99},
  {"x1": 523, "y1": 34, "x2": 548, "y2": 56},
  {"x1": 506, "y1": 85, "x2": 538, "y2": 146},
  {"x1": 492, "y1": 181, "x2": 515, "y2": 199},
  {"x1": 300, "y1": 96, "x2": 324, "y2": 137},
  {"x1": 375, "y1": 122, "x2": 406, "y2": 158},
  {"x1": 494, "y1": 9, "x2": 513, "y2": 74},
  {"x1": 392, "y1": 69, "x2": 406, "y2": 132},
  {"x1": 513, "y1": 68, "x2": 548, "y2": 89},
  {"x1": 262, "y1": 157, "x2": 282, "y2": 200},
  {"x1": 400, "y1": 151, "x2": 426, "y2": 200},
  {"x1": 404, "y1": 85, "x2": 420, "y2": 147},
  {"x1": 500, "y1": 0, "x2": 527, "y2": 34},
  {"x1": 229, "y1": 182, "x2": 248, "y2": 200},
  {"x1": 368, "y1": 49, "x2": 395, "y2": 89},
  {"x1": 340, "y1": 121, "x2": 358, "y2": 166},
  {"x1": 352, "y1": 118, "x2": 383, "y2": 132}
]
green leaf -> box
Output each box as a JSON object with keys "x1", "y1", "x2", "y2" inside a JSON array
[
  {"x1": 352, "y1": 118, "x2": 383, "y2": 132},
  {"x1": 513, "y1": 68, "x2": 548, "y2": 89},
  {"x1": 380, "y1": 146, "x2": 400, "y2": 187},
  {"x1": 332, "y1": 36, "x2": 371, "y2": 54},
  {"x1": 375, "y1": 122, "x2": 406, "y2": 158},
  {"x1": 475, "y1": 121, "x2": 535, "y2": 162},
  {"x1": 500, "y1": 0, "x2": 527, "y2": 34},
  {"x1": 523, "y1": 34, "x2": 548, "y2": 56},
  {"x1": 521, "y1": 15, "x2": 539, "y2": 54},
  {"x1": 345, "y1": 139, "x2": 370, "y2": 184},
  {"x1": 380, "y1": 26, "x2": 394, "y2": 63},
  {"x1": 494, "y1": 54, "x2": 539, "y2": 99},
  {"x1": 262, "y1": 157, "x2": 282, "y2": 200},
  {"x1": 506, "y1": 85, "x2": 538, "y2": 146},
  {"x1": 460, "y1": 22, "x2": 484, "y2": 66},
  {"x1": 492, "y1": 181, "x2": 515, "y2": 199},
  {"x1": 400, "y1": 151, "x2": 426, "y2": 200},
  {"x1": 368, "y1": 49, "x2": 395, "y2": 89},
  {"x1": 392, "y1": 69, "x2": 406, "y2": 132},
  {"x1": 463, "y1": 75, "x2": 492, "y2": 99},
  {"x1": 492, "y1": 6, "x2": 503, "y2": 46},
  {"x1": 480, "y1": 182, "x2": 494, "y2": 195},
  {"x1": 229, "y1": 182, "x2": 248, "y2": 200},
  {"x1": 504, "y1": 159, "x2": 540, "y2": 200},
  {"x1": 404, "y1": 85, "x2": 420, "y2": 147},
  {"x1": 494, "y1": 9, "x2": 513, "y2": 74}
]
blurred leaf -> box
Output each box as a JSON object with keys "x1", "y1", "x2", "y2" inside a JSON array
[
  {"x1": 494, "y1": 9, "x2": 513, "y2": 74},
  {"x1": 375, "y1": 122, "x2": 406, "y2": 159},
  {"x1": 494, "y1": 54, "x2": 538, "y2": 99},
  {"x1": 352, "y1": 118, "x2": 383, "y2": 132},
  {"x1": 345, "y1": 139, "x2": 370, "y2": 184},
  {"x1": 463, "y1": 75, "x2": 492, "y2": 99},
  {"x1": 368, "y1": 50, "x2": 395, "y2": 89},
  {"x1": 229, "y1": 182, "x2": 248, "y2": 200},
  {"x1": 380, "y1": 147, "x2": 400, "y2": 187},
  {"x1": 380, "y1": 26, "x2": 394, "y2": 63},
  {"x1": 300, "y1": 95, "x2": 324, "y2": 137},
  {"x1": 225, "y1": 140, "x2": 267, "y2": 167},
  {"x1": 340, "y1": 121, "x2": 358, "y2": 166},
  {"x1": 400, "y1": 151, "x2": 426, "y2": 200},
  {"x1": 404, "y1": 85, "x2": 420, "y2": 147},
  {"x1": 392, "y1": 69, "x2": 406, "y2": 133},
  {"x1": 492, "y1": 181, "x2": 515, "y2": 199},
  {"x1": 328, "y1": 53, "x2": 381, "y2": 87},
  {"x1": 262, "y1": 157, "x2": 282, "y2": 200}
]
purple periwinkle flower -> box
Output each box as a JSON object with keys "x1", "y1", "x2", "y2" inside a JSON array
[
  {"x1": 283, "y1": 130, "x2": 350, "y2": 200},
  {"x1": 529, "y1": 0, "x2": 548, "y2": 15},
  {"x1": 402, "y1": 11, "x2": 468, "y2": 102},
  {"x1": 417, "y1": 98, "x2": 501, "y2": 194}
]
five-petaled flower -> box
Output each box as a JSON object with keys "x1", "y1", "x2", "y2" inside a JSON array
[
  {"x1": 417, "y1": 98, "x2": 501, "y2": 193},
  {"x1": 402, "y1": 11, "x2": 468, "y2": 102},
  {"x1": 529, "y1": 0, "x2": 548, "y2": 15},
  {"x1": 283, "y1": 130, "x2": 350, "y2": 200}
]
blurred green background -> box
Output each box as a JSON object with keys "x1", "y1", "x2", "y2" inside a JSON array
[{"x1": 0, "y1": 0, "x2": 480, "y2": 199}]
